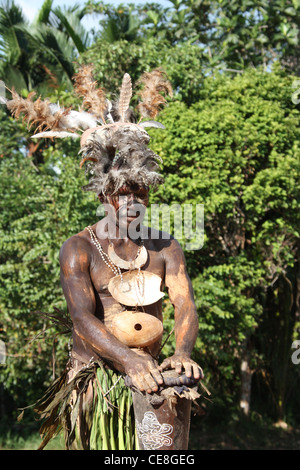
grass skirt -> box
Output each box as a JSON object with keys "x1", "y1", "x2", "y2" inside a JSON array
[{"x1": 31, "y1": 357, "x2": 136, "y2": 450}]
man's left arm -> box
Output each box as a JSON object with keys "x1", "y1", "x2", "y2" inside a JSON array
[{"x1": 160, "y1": 238, "x2": 204, "y2": 380}]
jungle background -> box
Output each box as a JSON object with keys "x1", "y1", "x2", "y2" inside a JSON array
[{"x1": 0, "y1": 0, "x2": 299, "y2": 450}]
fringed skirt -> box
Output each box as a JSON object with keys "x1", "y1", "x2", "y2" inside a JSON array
[{"x1": 33, "y1": 356, "x2": 136, "y2": 450}]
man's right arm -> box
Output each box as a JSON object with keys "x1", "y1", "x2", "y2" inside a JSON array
[{"x1": 59, "y1": 236, "x2": 163, "y2": 393}]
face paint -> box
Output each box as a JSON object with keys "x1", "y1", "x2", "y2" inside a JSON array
[
  {"x1": 110, "y1": 186, "x2": 149, "y2": 210},
  {"x1": 106, "y1": 186, "x2": 149, "y2": 225}
]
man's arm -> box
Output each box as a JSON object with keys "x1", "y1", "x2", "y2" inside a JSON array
[
  {"x1": 59, "y1": 236, "x2": 163, "y2": 393},
  {"x1": 160, "y1": 238, "x2": 203, "y2": 380}
]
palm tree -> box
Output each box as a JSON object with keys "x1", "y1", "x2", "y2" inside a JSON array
[
  {"x1": 96, "y1": 4, "x2": 141, "y2": 43},
  {"x1": 0, "y1": 0, "x2": 92, "y2": 93},
  {"x1": 0, "y1": 0, "x2": 33, "y2": 91}
]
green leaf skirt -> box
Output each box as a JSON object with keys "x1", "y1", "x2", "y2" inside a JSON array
[{"x1": 30, "y1": 359, "x2": 137, "y2": 450}]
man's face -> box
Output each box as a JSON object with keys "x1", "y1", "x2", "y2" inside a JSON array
[{"x1": 103, "y1": 185, "x2": 149, "y2": 237}]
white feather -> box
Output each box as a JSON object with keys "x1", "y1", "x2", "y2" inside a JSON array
[
  {"x1": 48, "y1": 103, "x2": 97, "y2": 130},
  {"x1": 31, "y1": 131, "x2": 80, "y2": 139},
  {"x1": 139, "y1": 121, "x2": 165, "y2": 129},
  {"x1": 59, "y1": 110, "x2": 97, "y2": 130},
  {"x1": 49, "y1": 103, "x2": 61, "y2": 114},
  {"x1": 105, "y1": 99, "x2": 114, "y2": 123}
]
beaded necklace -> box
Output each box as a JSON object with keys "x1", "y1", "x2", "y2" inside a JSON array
[
  {"x1": 86, "y1": 225, "x2": 121, "y2": 276},
  {"x1": 86, "y1": 226, "x2": 145, "y2": 297}
]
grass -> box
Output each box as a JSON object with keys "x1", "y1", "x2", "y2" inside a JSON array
[{"x1": 0, "y1": 430, "x2": 65, "y2": 450}]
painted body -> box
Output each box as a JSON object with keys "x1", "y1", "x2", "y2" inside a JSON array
[{"x1": 59, "y1": 187, "x2": 203, "y2": 395}]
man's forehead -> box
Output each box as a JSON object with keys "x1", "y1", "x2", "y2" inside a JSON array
[{"x1": 113, "y1": 185, "x2": 149, "y2": 196}]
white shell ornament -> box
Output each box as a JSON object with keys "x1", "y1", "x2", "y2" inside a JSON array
[
  {"x1": 111, "y1": 311, "x2": 163, "y2": 348},
  {"x1": 108, "y1": 270, "x2": 164, "y2": 306},
  {"x1": 107, "y1": 244, "x2": 148, "y2": 270}
]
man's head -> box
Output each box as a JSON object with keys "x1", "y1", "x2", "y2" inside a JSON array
[{"x1": 99, "y1": 184, "x2": 149, "y2": 238}]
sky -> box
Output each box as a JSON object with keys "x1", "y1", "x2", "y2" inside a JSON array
[{"x1": 16, "y1": 0, "x2": 172, "y2": 30}]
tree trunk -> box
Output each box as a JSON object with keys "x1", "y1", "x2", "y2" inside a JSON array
[{"x1": 240, "y1": 350, "x2": 253, "y2": 416}]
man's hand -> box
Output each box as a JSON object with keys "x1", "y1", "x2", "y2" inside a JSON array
[
  {"x1": 124, "y1": 350, "x2": 164, "y2": 394},
  {"x1": 159, "y1": 353, "x2": 204, "y2": 381}
]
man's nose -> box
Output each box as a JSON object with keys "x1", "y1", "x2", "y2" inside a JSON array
[
  {"x1": 126, "y1": 193, "x2": 136, "y2": 205},
  {"x1": 118, "y1": 194, "x2": 133, "y2": 205}
]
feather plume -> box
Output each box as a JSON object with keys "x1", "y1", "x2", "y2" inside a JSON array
[
  {"x1": 79, "y1": 156, "x2": 98, "y2": 168},
  {"x1": 4, "y1": 90, "x2": 95, "y2": 134},
  {"x1": 109, "y1": 100, "x2": 136, "y2": 123},
  {"x1": 59, "y1": 110, "x2": 97, "y2": 130},
  {"x1": 118, "y1": 73, "x2": 132, "y2": 122},
  {"x1": 139, "y1": 121, "x2": 165, "y2": 129},
  {"x1": 137, "y1": 69, "x2": 173, "y2": 120},
  {"x1": 73, "y1": 64, "x2": 107, "y2": 123},
  {"x1": 6, "y1": 90, "x2": 70, "y2": 133},
  {"x1": 105, "y1": 99, "x2": 114, "y2": 123},
  {"x1": 80, "y1": 125, "x2": 163, "y2": 195},
  {"x1": 31, "y1": 131, "x2": 80, "y2": 139}
]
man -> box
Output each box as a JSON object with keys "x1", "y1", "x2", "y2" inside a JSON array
[
  {"x1": 5, "y1": 67, "x2": 203, "y2": 450},
  {"x1": 58, "y1": 180, "x2": 203, "y2": 450},
  {"x1": 60, "y1": 185, "x2": 202, "y2": 397}
]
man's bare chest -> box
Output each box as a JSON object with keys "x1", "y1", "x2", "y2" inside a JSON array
[{"x1": 89, "y1": 245, "x2": 165, "y2": 294}]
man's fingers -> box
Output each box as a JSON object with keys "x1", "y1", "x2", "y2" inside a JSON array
[
  {"x1": 171, "y1": 359, "x2": 182, "y2": 375},
  {"x1": 131, "y1": 373, "x2": 145, "y2": 392},
  {"x1": 194, "y1": 364, "x2": 204, "y2": 380},
  {"x1": 149, "y1": 364, "x2": 164, "y2": 385},
  {"x1": 158, "y1": 358, "x2": 171, "y2": 371},
  {"x1": 160, "y1": 356, "x2": 204, "y2": 381},
  {"x1": 143, "y1": 372, "x2": 159, "y2": 394},
  {"x1": 182, "y1": 360, "x2": 192, "y2": 377},
  {"x1": 130, "y1": 361, "x2": 164, "y2": 393},
  {"x1": 182, "y1": 361, "x2": 204, "y2": 380}
]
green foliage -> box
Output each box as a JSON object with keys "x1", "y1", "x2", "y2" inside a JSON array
[
  {"x1": 87, "y1": 0, "x2": 300, "y2": 72},
  {"x1": 149, "y1": 66, "x2": 300, "y2": 410},
  {"x1": 0, "y1": 0, "x2": 92, "y2": 92},
  {"x1": 0, "y1": 109, "x2": 97, "y2": 407},
  {"x1": 79, "y1": 37, "x2": 205, "y2": 105}
]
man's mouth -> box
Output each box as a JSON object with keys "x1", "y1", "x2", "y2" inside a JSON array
[{"x1": 126, "y1": 212, "x2": 140, "y2": 220}]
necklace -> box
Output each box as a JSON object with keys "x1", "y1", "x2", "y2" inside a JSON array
[
  {"x1": 86, "y1": 226, "x2": 164, "y2": 306},
  {"x1": 86, "y1": 226, "x2": 145, "y2": 297},
  {"x1": 108, "y1": 241, "x2": 148, "y2": 270},
  {"x1": 86, "y1": 226, "x2": 120, "y2": 276},
  {"x1": 85, "y1": 226, "x2": 164, "y2": 348}
]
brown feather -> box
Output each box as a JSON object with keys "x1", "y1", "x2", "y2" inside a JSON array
[
  {"x1": 6, "y1": 90, "x2": 69, "y2": 133},
  {"x1": 73, "y1": 65, "x2": 107, "y2": 123},
  {"x1": 118, "y1": 73, "x2": 132, "y2": 122},
  {"x1": 137, "y1": 69, "x2": 173, "y2": 120},
  {"x1": 79, "y1": 156, "x2": 98, "y2": 168}
]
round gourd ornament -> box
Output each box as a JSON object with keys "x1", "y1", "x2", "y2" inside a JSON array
[{"x1": 111, "y1": 311, "x2": 163, "y2": 348}]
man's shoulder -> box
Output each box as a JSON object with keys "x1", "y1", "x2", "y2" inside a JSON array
[
  {"x1": 144, "y1": 226, "x2": 183, "y2": 253},
  {"x1": 59, "y1": 228, "x2": 91, "y2": 262}
]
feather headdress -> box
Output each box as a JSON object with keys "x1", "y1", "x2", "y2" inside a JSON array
[{"x1": 2, "y1": 66, "x2": 172, "y2": 195}]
